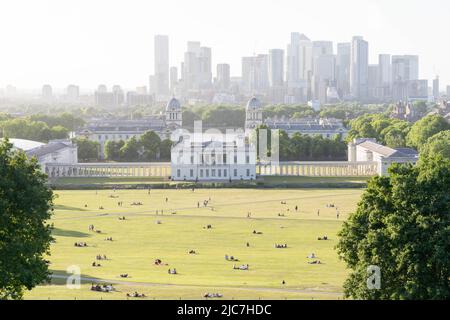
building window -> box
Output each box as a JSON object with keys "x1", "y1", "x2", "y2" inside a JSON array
[
  {"x1": 190, "y1": 155, "x2": 194, "y2": 164},
  {"x1": 223, "y1": 154, "x2": 227, "y2": 164},
  {"x1": 177, "y1": 169, "x2": 180, "y2": 177},
  {"x1": 224, "y1": 169, "x2": 227, "y2": 177},
  {"x1": 190, "y1": 169, "x2": 193, "y2": 177},
  {"x1": 234, "y1": 155, "x2": 237, "y2": 163},
  {"x1": 218, "y1": 169, "x2": 221, "y2": 177},
  {"x1": 246, "y1": 169, "x2": 250, "y2": 176},
  {"x1": 246, "y1": 155, "x2": 249, "y2": 164},
  {"x1": 234, "y1": 169, "x2": 237, "y2": 177},
  {"x1": 206, "y1": 169, "x2": 209, "y2": 177},
  {"x1": 212, "y1": 169, "x2": 216, "y2": 177},
  {"x1": 200, "y1": 169, "x2": 203, "y2": 177}
]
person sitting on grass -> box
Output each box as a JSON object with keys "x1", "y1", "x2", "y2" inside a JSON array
[{"x1": 120, "y1": 274, "x2": 128, "y2": 278}]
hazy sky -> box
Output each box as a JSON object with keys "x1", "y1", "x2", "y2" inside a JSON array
[{"x1": 0, "y1": 0, "x2": 449, "y2": 91}]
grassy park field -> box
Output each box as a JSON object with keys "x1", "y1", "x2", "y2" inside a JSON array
[{"x1": 24, "y1": 188, "x2": 364, "y2": 300}]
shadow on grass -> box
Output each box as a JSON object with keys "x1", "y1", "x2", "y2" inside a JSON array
[
  {"x1": 53, "y1": 204, "x2": 87, "y2": 211},
  {"x1": 52, "y1": 228, "x2": 91, "y2": 238},
  {"x1": 43, "y1": 270, "x2": 104, "y2": 286}
]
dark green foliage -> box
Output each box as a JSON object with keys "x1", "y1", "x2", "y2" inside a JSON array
[
  {"x1": 337, "y1": 155, "x2": 450, "y2": 299},
  {"x1": 0, "y1": 139, "x2": 54, "y2": 299}
]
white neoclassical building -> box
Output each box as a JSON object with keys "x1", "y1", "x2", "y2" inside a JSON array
[
  {"x1": 171, "y1": 133, "x2": 257, "y2": 181},
  {"x1": 244, "y1": 96, "x2": 348, "y2": 138},
  {"x1": 76, "y1": 97, "x2": 183, "y2": 157},
  {"x1": 348, "y1": 138, "x2": 419, "y2": 176},
  {"x1": 7, "y1": 138, "x2": 78, "y2": 172}
]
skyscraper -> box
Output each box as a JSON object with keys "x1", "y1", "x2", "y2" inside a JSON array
[
  {"x1": 42, "y1": 84, "x2": 53, "y2": 102},
  {"x1": 241, "y1": 54, "x2": 269, "y2": 95},
  {"x1": 170, "y1": 66, "x2": 178, "y2": 93},
  {"x1": 336, "y1": 43, "x2": 351, "y2": 99},
  {"x1": 216, "y1": 63, "x2": 230, "y2": 92},
  {"x1": 392, "y1": 55, "x2": 419, "y2": 101},
  {"x1": 268, "y1": 49, "x2": 284, "y2": 87},
  {"x1": 66, "y1": 85, "x2": 79, "y2": 103},
  {"x1": 378, "y1": 54, "x2": 392, "y2": 99},
  {"x1": 182, "y1": 41, "x2": 212, "y2": 93},
  {"x1": 350, "y1": 36, "x2": 369, "y2": 100},
  {"x1": 433, "y1": 76, "x2": 440, "y2": 101},
  {"x1": 154, "y1": 35, "x2": 170, "y2": 96}
]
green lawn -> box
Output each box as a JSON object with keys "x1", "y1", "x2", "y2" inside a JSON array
[{"x1": 24, "y1": 188, "x2": 363, "y2": 300}]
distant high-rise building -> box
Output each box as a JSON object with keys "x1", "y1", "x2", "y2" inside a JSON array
[
  {"x1": 154, "y1": 35, "x2": 170, "y2": 96},
  {"x1": 286, "y1": 32, "x2": 302, "y2": 86},
  {"x1": 378, "y1": 54, "x2": 392, "y2": 99},
  {"x1": 112, "y1": 85, "x2": 124, "y2": 106},
  {"x1": 268, "y1": 49, "x2": 284, "y2": 87},
  {"x1": 66, "y1": 85, "x2": 79, "y2": 103},
  {"x1": 182, "y1": 41, "x2": 212, "y2": 93},
  {"x1": 241, "y1": 54, "x2": 269, "y2": 95},
  {"x1": 447, "y1": 85, "x2": 450, "y2": 98},
  {"x1": 216, "y1": 63, "x2": 230, "y2": 92},
  {"x1": 170, "y1": 66, "x2": 178, "y2": 93},
  {"x1": 42, "y1": 84, "x2": 53, "y2": 102},
  {"x1": 312, "y1": 54, "x2": 336, "y2": 103},
  {"x1": 336, "y1": 43, "x2": 351, "y2": 99},
  {"x1": 350, "y1": 36, "x2": 369, "y2": 100},
  {"x1": 368, "y1": 65, "x2": 379, "y2": 99},
  {"x1": 392, "y1": 55, "x2": 419, "y2": 101},
  {"x1": 433, "y1": 76, "x2": 440, "y2": 101}
]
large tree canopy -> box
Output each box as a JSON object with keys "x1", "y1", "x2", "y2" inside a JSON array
[
  {"x1": 0, "y1": 139, "x2": 54, "y2": 299},
  {"x1": 406, "y1": 115, "x2": 449, "y2": 150},
  {"x1": 336, "y1": 155, "x2": 450, "y2": 299}
]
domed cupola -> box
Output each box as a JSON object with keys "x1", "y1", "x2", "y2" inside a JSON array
[
  {"x1": 165, "y1": 97, "x2": 182, "y2": 128},
  {"x1": 246, "y1": 96, "x2": 262, "y2": 111},
  {"x1": 245, "y1": 96, "x2": 263, "y2": 129}
]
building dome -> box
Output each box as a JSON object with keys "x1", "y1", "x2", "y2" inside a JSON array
[
  {"x1": 246, "y1": 96, "x2": 262, "y2": 110},
  {"x1": 166, "y1": 97, "x2": 181, "y2": 111}
]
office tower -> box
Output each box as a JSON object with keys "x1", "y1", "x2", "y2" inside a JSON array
[
  {"x1": 136, "y1": 86, "x2": 147, "y2": 94},
  {"x1": 112, "y1": 85, "x2": 124, "y2": 106},
  {"x1": 268, "y1": 49, "x2": 284, "y2": 87},
  {"x1": 447, "y1": 85, "x2": 450, "y2": 98},
  {"x1": 378, "y1": 54, "x2": 392, "y2": 99},
  {"x1": 312, "y1": 41, "x2": 333, "y2": 58},
  {"x1": 241, "y1": 54, "x2": 269, "y2": 95},
  {"x1": 216, "y1": 63, "x2": 230, "y2": 92},
  {"x1": 392, "y1": 55, "x2": 419, "y2": 101},
  {"x1": 95, "y1": 85, "x2": 114, "y2": 107},
  {"x1": 350, "y1": 36, "x2": 369, "y2": 100},
  {"x1": 182, "y1": 41, "x2": 212, "y2": 92},
  {"x1": 154, "y1": 35, "x2": 169, "y2": 96},
  {"x1": 42, "y1": 84, "x2": 53, "y2": 102},
  {"x1": 286, "y1": 32, "x2": 301, "y2": 85},
  {"x1": 368, "y1": 65, "x2": 379, "y2": 100},
  {"x1": 312, "y1": 54, "x2": 336, "y2": 103},
  {"x1": 66, "y1": 85, "x2": 79, "y2": 102},
  {"x1": 198, "y1": 47, "x2": 212, "y2": 89},
  {"x1": 433, "y1": 76, "x2": 440, "y2": 101},
  {"x1": 170, "y1": 66, "x2": 178, "y2": 92},
  {"x1": 336, "y1": 43, "x2": 351, "y2": 99}
]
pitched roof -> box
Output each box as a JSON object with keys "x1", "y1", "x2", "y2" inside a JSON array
[
  {"x1": 26, "y1": 142, "x2": 71, "y2": 158},
  {"x1": 358, "y1": 141, "x2": 418, "y2": 158}
]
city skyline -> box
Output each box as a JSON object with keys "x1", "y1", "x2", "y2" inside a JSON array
[{"x1": 0, "y1": 0, "x2": 449, "y2": 90}]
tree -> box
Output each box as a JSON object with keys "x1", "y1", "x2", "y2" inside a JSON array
[
  {"x1": 336, "y1": 155, "x2": 450, "y2": 299},
  {"x1": 0, "y1": 139, "x2": 53, "y2": 299},
  {"x1": 104, "y1": 140, "x2": 125, "y2": 161},
  {"x1": 420, "y1": 130, "x2": 450, "y2": 160},
  {"x1": 120, "y1": 136, "x2": 141, "y2": 162},
  {"x1": 50, "y1": 125, "x2": 69, "y2": 139},
  {"x1": 160, "y1": 139, "x2": 172, "y2": 161},
  {"x1": 73, "y1": 138, "x2": 99, "y2": 162},
  {"x1": 139, "y1": 131, "x2": 161, "y2": 161},
  {"x1": 406, "y1": 115, "x2": 449, "y2": 150}
]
